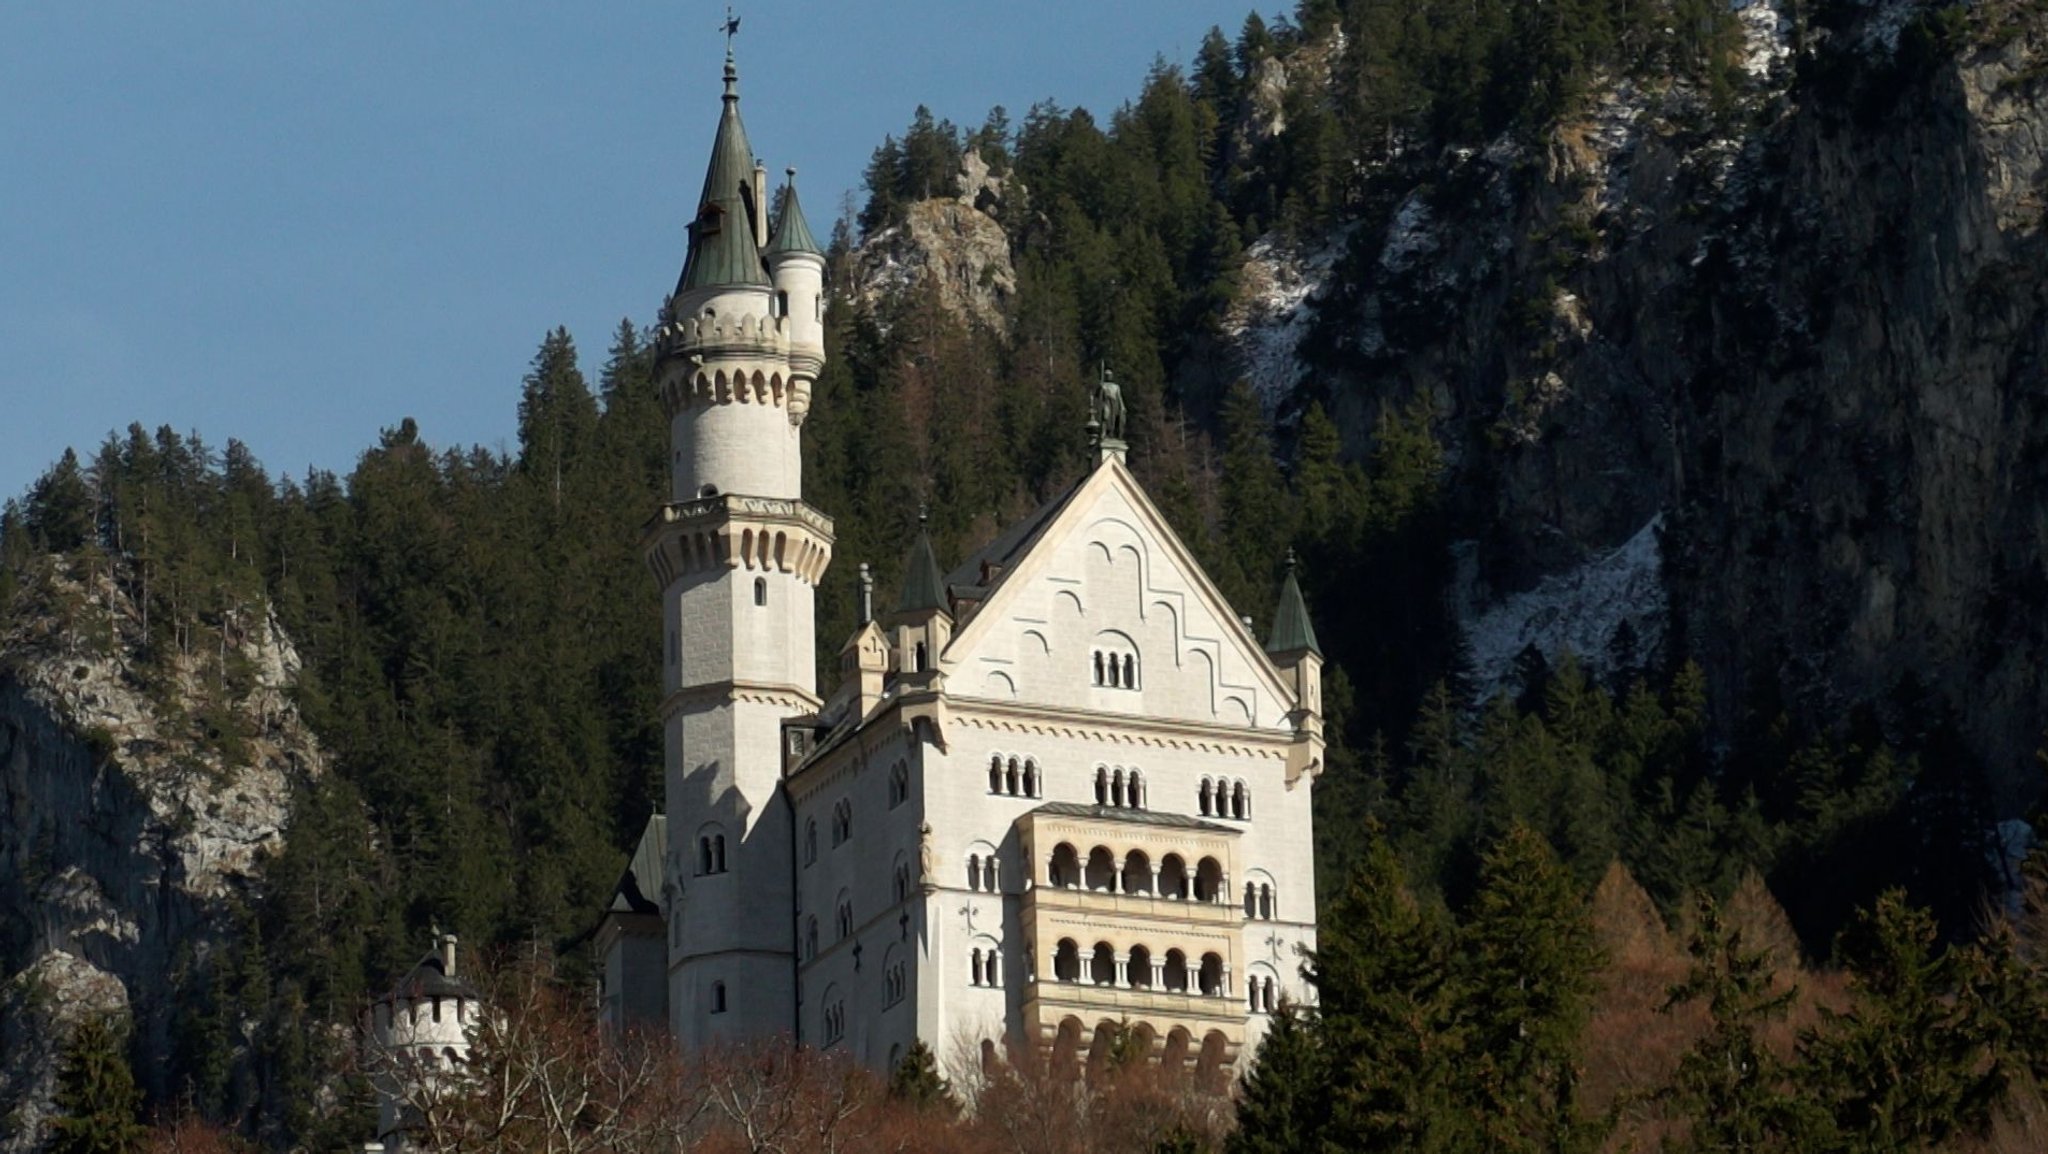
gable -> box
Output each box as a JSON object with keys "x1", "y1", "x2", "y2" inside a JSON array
[{"x1": 942, "y1": 461, "x2": 1293, "y2": 729}]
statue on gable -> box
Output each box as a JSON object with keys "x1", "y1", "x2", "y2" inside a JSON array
[{"x1": 1094, "y1": 367, "x2": 1127, "y2": 443}]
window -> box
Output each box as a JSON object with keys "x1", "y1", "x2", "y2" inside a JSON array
[
  {"x1": 1241, "y1": 881, "x2": 1275, "y2": 920},
  {"x1": 970, "y1": 945, "x2": 1002, "y2": 987},
  {"x1": 889, "y1": 761, "x2": 909, "y2": 807},
  {"x1": 754, "y1": 577, "x2": 768, "y2": 606},
  {"x1": 776, "y1": 289, "x2": 790, "y2": 318},
  {"x1": 1090, "y1": 643, "x2": 1139, "y2": 689},
  {"x1": 1200, "y1": 778, "x2": 1250, "y2": 820},
  {"x1": 893, "y1": 855, "x2": 913, "y2": 902},
  {"x1": 697, "y1": 832, "x2": 727, "y2": 875},
  {"x1": 831, "y1": 799, "x2": 852, "y2": 846},
  {"x1": 804, "y1": 820, "x2": 817, "y2": 867},
  {"x1": 836, "y1": 896, "x2": 853, "y2": 940},
  {"x1": 823, "y1": 999, "x2": 845, "y2": 1044},
  {"x1": 967, "y1": 849, "x2": 998, "y2": 893},
  {"x1": 988, "y1": 755, "x2": 1039, "y2": 797},
  {"x1": 803, "y1": 916, "x2": 818, "y2": 962},
  {"x1": 885, "y1": 959, "x2": 907, "y2": 1007},
  {"x1": 1094, "y1": 766, "x2": 1144, "y2": 810},
  {"x1": 712, "y1": 981, "x2": 728, "y2": 1014}
]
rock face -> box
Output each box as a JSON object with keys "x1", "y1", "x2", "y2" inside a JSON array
[
  {"x1": 1242, "y1": 9, "x2": 2048, "y2": 808},
  {"x1": 851, "y1": 152, "x2": 1017, "y2": 331},
  {"x1": 0, "y1": 561, "x2": 325, "y2": 1148}
]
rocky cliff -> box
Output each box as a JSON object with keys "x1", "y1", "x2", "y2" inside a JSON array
[
  {"x1": 1199, "y1": 1, "x2": 2043, "y2": 808},
  {"x1": 0, "y1": 558, "x2": 325, "y2": 1149}
]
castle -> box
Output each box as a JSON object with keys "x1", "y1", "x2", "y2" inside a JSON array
[{"x1": 593, "y1": 46, "x2": 1323, "y2": 1082}]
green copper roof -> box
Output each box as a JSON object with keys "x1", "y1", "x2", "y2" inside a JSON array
[
  {"x1": 676, "y1": 58, "x2": 769, "y2": 293},
  {"x1": 765, "y1": 171, "x2": 821, "y2": 257},
  {"x1": 1266, "y1": 555, "x2": 1321, "y2": 657},
  {"x1": 896, "y1": 519, "x2": 949, "y2": 616}
]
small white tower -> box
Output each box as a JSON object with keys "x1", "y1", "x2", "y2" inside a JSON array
[
  {"x1": 644, "y1": 44, "x2": 833, "y2": 1048},
  {"x1": 364, "y1": 934, "x2": 482, "y2": 1152}
]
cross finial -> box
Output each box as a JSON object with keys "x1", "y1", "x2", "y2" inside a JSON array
[
  {"x1": 720, "y1": 7, "x2": 741, "y2": 95},
  {"x1": 1285, "y1": 547, "x2": 1298, "y2": 574}
]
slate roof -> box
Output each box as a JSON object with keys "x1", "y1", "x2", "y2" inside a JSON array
[
  {"x1": 676, "y1": 60, "x2": 770, "y2": 293},
  {"x1": 608, "y1": 814, "x2": 668, "y2": 916},
  {"x1": 1266, "y1": 562, "x2": 1322, "y2": 657},
  {"x1": 895, "y1": 525, "x2": 949, "y2": 615},
  {"x1": 1029, "y1": 801, "x2": 1238, "y2": 834},
  {"x1": 765, "y1": 174, "x2": 821, "y2": 257},
  {"x1": 377, "y1": 951, "x2": 480, "y2": 1005}
]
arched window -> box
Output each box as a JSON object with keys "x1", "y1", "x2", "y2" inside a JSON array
[
  {"x1": 1199, "y1": 952, "x2": 1225, "y2": 997},
  {"x1": 1049, "y1": 843, "x2": 1081, "y2": 888},
  {"x1": 1122, "y1": 653, "x2": 1136, "y2": 687},
  {"x1": 1006, "y1": 757, "x2": 1021, "y2": 795},
  {"x1": 1198, "y1": 778, "x2": 1213, "y2": 816},
  {"x1": 1122, "y1": 850, "x2": 1153, "y2": 896},
  {"x1": 1085, "y1": 846, "x2": 1118, "y2": 892},
  {"x1": 1163, "y1": 949, "x2": 1189, "y2": 992},
  {"x1": 1160, "y1": 854, "x2": 1189, "y2": 901},
  {"x1": 1128, "y1": 945, "x2": 1153, "y2": 989},
  {"x1": 754, "y1": 577, "x2": 767, "y2": 606},
  {"x1": 1111, "y1": 768, "x2": 1125, "y2": 808},
  {"x1": 1233, "y1": 780, "x2": 1249, "y2": 820},
  {"x1": 989, "y1": 755, "x2": 1003, "y2": 793},
  {"x1": 697, "y1": 830, "x2": 728, "y2": 876},
  {"x1": 1092, "y1": 652, "x2": 1105, "y2": 686},
  {"x1": 835, "y1": 895, "x2": 853, "y2": 940},
  {"x1": 1023, "y1": 759, "x2": 1039, "y2": 797},
  {"x1": 831, "y1": 799, "x2": 851, "y2": 846},
  {"x1": 914, "y1": 641, "x2": 928, "y2": 671},
  {"x1": 893, "y1": 857, "x2": 912, "y2": 902},
  {"x1": 712, "y1": 981, "x2": 728, "y2": 1014},
  {"x1": 1194, "y1": 856, "x2": 1224, "y2": 903},
  {"x1": 1054, "y1": 939, "x2": 1081, "y2": 982},
  {"x1": 1094, "y1": 767, "x2": 1108, "y2": 805},
  {"x1": 889, "y1": 762, "x2": 909, "y2": 808},
  {"x1": 1090, "y1": 942, "x2": 1116, "y2": 986},
  {"x1": 967, "y1": 853, "x2": 982, "y2": 890},
  {"x1": 1127, "y1": 769, "x2": 1144, "y2": 809},
  {"x1": 1260, "y1": 883, "x2": 1275, "y2": 920},
  {"x1": 803, "y1": 820, "x2": 817, "y2": 866},
  {"x1": 803, "y1": 917, "x2": 818, "y2": 961}
]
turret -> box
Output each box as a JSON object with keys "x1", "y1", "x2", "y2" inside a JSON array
[
  {"x1": 765, "y1": 168, "x2": 826, "y2": 403},
  {"x1": 1266, "y1": 551, "x2": 1324, "y2": 782},
  {"x1": 364, "y1": 933, "x2": 484, "y2": 1151},
  {"x1": 888, "y1": 512, "x2": 952, "y2": 678}
]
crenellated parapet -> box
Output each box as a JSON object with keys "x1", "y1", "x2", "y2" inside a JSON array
[
  {"x1": 643, "y1": 493, "x2": 834, "y2": 588},
  {"x1": 653, "y1": 313, "x2": 817, "y2": 424}
]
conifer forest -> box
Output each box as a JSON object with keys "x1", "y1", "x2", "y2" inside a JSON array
[{"x1": 7, "y1": 0, "x2": 2048, "y2": 1149}]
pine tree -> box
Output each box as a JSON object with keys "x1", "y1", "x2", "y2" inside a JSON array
[
  {"x1": 1226, "y1": 1002, "x2": 1327, "y2": 1154},
  {"x1": 887, "y1": 1039, "x2": 952, "y2": 1112},
  {"x1": 1661, "y1": 894, "x2": 1807, "y2": 1152},
  {"x1": 46, "y1": 1015, "x2": 148, "y2": 1154}
]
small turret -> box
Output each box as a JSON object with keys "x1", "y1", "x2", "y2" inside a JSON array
[
  {"x1": 364, "y1": 933, "x2": 486, "y2": 1151},
  {"x1": 888, "y1": 511, "x2": 952, "y2": 677},
  {"x1": 1266, "y1": 551, "x2": 1324, "y2": 782},
  {"x1": 765, "y1": 168, "x2": 826, "y2": 394}
]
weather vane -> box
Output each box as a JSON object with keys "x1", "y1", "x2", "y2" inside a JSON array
[{"x1": 721, "y1": 6, "x2": 741, "y2": 55}]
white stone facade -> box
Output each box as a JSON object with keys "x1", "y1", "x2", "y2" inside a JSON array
[{"x1": 596, "y1": 58, "x2": 1321, "y2": 1084}]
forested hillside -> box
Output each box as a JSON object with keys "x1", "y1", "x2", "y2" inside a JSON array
[{"x1": 4, "y1": 0, "x2": 2048, "y2": 1146}]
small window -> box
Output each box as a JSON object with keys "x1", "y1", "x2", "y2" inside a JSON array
[
  {"x1": 831, "y1": 800, "x2": 852, "y2": 846},
  {"x1": 889, "y1": 762, "x2": 909, "y2": 808},
  {"x1": 776, "y1": 290, "x2": 790, "y2": 317},
  {"x1": 754, "y1": 577, "x2": 767, "y2": 606},
  {"x1": 712, "y1": 981, "x2": 728, "y2": 1014},
  {"x1": 804, "y1": 821, "x2": 817, "y2": 866},
  {"x1": 836, "y1": 899, "x2": 853, "y2": 940},
  {"x1": 698, "y1": 483, "x2": 719, "y2": 498}
]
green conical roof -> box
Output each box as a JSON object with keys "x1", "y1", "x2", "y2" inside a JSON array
[
  {"x1": 896, "y1": 517, "x2": 949, "y2": 616},
  {"x1": 676, "y1": 57, "x2": 769, "y2": 293},
  {"x1": 765, "y1": 171, "x2": 821, "y2": 257},
  {"x1": 1266, "y1": 554, "x2": 1321, "y2": 657}
]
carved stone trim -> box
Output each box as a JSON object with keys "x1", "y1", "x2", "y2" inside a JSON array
[{"x1": 949, "y1": 701, "x2": 1291, "y2": 762}]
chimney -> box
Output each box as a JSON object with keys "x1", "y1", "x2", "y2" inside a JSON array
[
  {"x1": 753, "y1": 161, "x2": 770, "y2": 248},
  {"x1": 858, "y1": 562, "x2": 875, "y2": 626},
  {"x1": 440, "y1": 933, "x2": 458, "y2": 978}
]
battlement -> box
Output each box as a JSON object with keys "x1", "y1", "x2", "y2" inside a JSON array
[{"x1": 656, "y1": 310, "x2": 791, "y2": 359}]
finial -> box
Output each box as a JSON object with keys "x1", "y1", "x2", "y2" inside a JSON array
[
  {"x1": 1286, "y1": 547, "x2": 1298, "y2": 574},
  {"x1": 858, "y1": 562, "x2": 875, "y2": 625},
  {"x1": 918, "y1": 503, "x2": 930, "y2": 528},
  {"x1": 721, "y1": 7, "x2": 741, "y2": 97}
]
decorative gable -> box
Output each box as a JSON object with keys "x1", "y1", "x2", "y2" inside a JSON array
[{"x1": 941, "y1": 462, "x2": 1294, "y2": 729}]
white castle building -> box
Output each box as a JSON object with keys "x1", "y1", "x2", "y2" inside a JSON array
[{"x1": 595, "y1": 47, "x2": 1323, "y2": 1081}]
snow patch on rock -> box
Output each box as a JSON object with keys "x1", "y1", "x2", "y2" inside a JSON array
[
  {"x1": 1224, "y1": 232, "x2": 1346, "y2": 410},
  {"x1": 1458, "y1": 515, "x2": 1667, "y2": 702},
  {"x1": 1735, "y1": 0, "x2": 1793, "y2": 80}
]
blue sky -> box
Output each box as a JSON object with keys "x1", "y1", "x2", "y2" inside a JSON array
[{"x1": 0, "y1": 1, "x2": 1267, "y2": 504}]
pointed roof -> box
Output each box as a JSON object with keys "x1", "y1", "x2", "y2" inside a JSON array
[
  {"x1": 676, "y1": 55, "x2": 769, "y2": 293},
  {"x1": 765, "y1": 169, "x2": 821, "y2": 257},
  {"x1": 1266, "y1": 553, "x2": 1321, "y2": 657},
  {"x1": 895, "y1": 514, "x2": 949, "y2": 616},
  {"x1": 607, "y1": 814, "x2": 668, "y2": 915}
]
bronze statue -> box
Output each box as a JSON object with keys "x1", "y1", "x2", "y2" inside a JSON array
[{"x1": 1094, "y1": 367, "x2": 1127, "y2": 442}]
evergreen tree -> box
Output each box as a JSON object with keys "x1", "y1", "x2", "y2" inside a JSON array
[
  {"x1": 46, "y1": 1016, "x2": 148, "y2": 1154},
  {"x1": 1226, "y1": 1003, "x2": 1328, "y2": 1154},
  {"x1": 887, "y1": 1039, "x2": 952, "y2": 1112},
  {"x1": 1661, "y1": 894, "x2": 1807, "y2": 1152}
]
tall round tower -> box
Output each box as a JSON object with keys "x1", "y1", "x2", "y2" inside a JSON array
[{"x1": 645, "y1": 47, "x2": 831, "y2": 1048}]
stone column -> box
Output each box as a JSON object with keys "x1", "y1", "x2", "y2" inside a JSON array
[{"x1": 1114, "y1": 954, "x2": 1129, "y2": 986}]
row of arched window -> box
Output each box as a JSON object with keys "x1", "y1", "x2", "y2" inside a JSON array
[
  {"x1": 822, "y1": 999, "x2": 845, "y2": 1044},
  {"x1": 966, "y1": 852, "x2": 999, "y2": 893},
  {"x1": 1091, "y1": 649, "x2": 1139, "y2": 689},
  {"x1": 1051, "y1": 939, "x2": 1232, "y2": 997},
  {"x1": 1245, "y1": 881, "x2": 1276, "y2": 920},
  {"x1": 1248, "y1": 975, "x2": 1278, "y2": 1014},
  {"x1": 884, "y1": 961, "x2": 908, "y2": 1007},
  {"x1": 1046, "y1": 843, "x2": 1231, "y2": 904},
  {"x1": 1094, "y1": 766, "x2": 1146, "y2": 809},
  {"x1": 988, "y1": 755, "x2": 1042, "y2": 797},
  {"x1": 1199, "y1": 777, "x2": 1251, "y2": 820}
]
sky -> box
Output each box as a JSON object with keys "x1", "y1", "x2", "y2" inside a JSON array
[{"x1": 0, "y1": 1, "x2": 1269, "y2": 505}]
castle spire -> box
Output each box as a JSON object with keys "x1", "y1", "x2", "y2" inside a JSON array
[
  {"x1": 896, "y1": 508, "x2": 948, "y2": 616},
  {"x1": 766, "y1": 168, "x2": 822, "y2": 257},
  {"x1": 1266, "y1": 549, "x2": 1321, "y2": 657},
  {"x1": 676, "y1": 35, "x2": 769, "y2": 294}
]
